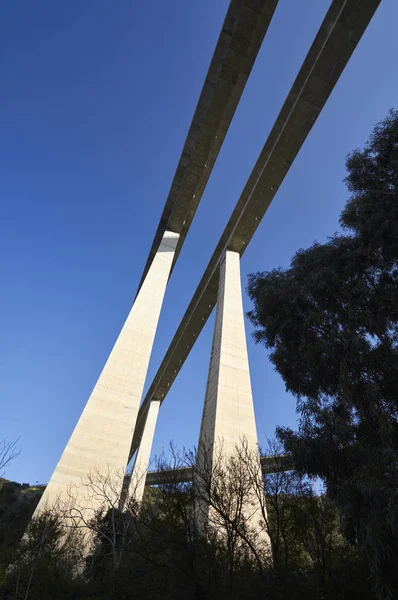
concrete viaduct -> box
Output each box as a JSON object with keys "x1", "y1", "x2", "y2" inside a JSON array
[
  {"x1": 33, "y1": 0, "x2": 381, "y2": 536},
  {"x1": 129, "y1": 0, "x2": 382, "y2": 460}
]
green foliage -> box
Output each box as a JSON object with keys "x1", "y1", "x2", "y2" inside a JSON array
[
  {"x1": 1, "y1": 513, "x2": 85, "y2": 599},
  {"x1": 0, "y1": 479, "x2": 43, "y2": 579},
  {"x1": 82, "y1": 460, "x2": 372, "y2": 600},
  {"x1": 247, "y1": 110, "x2": 398, "y2": 598},
  {"x1": 0, "y1": 452, "x2": 374, "y2": 599}
]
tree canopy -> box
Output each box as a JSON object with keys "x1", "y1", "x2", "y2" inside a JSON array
[{"x1": 247, "y1": 110, "x2": 398, "y2": 599}]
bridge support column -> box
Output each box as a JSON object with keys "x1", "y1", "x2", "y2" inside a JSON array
[
  {"x1": 34, "y1": 230, "x2": 179, "y2": 523},
  {"x1": 196, "y1": 250, "x2": 269, "y2": 546},
  {"x1": 127, "y1": 400, "x2": 160, "y2": 505}
]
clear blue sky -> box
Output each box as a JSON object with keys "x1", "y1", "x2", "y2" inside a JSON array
[{"x1": 1, "y1": 0, "x2": 397, "y2": 484}]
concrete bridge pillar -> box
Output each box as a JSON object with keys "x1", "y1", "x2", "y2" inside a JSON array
[
  {"x1": 33, "y1": 230, "x2": 179, "y2": 523},
  {"x1": 127, "y1": 400, "x2": 160, "y2": 505},
  {"x1": 195, "y1": 250, "x2": 269, "y2": 546}
]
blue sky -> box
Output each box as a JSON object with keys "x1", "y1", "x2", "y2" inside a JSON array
[{"x1": 1, "y1": 0, "x2": 397, "y2": 484}]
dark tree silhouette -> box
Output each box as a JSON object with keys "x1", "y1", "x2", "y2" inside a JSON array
[{"x1": 247, "y1": 110, "x2": 398, "y2": 599}]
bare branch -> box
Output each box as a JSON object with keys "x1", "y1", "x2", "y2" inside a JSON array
[{"x1": 0, "y1": 437, "x2": 20, "y2": 477}]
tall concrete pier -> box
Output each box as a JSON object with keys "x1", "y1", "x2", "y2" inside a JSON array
[
  {"x1": 195, "y1": 251, "x2": 267, "y2": 539},
  {"x1": 128, "y1": 400, "x2": 160, "y2": 505},
  {"x1": 34, "y1": 232, "x2": 179, "y2": 519}
]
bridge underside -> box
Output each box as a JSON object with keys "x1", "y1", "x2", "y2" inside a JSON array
[
  {"x1": 129, "y1": 0, "x2": 381, "y2": 461},
  {"x1": 137, "y1": 0, "x2": 279, "y2": 293}
]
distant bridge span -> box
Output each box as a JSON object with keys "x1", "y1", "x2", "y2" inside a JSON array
[{"x1": 144, "y1": 454, "x2": 293, "y2": 487}]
